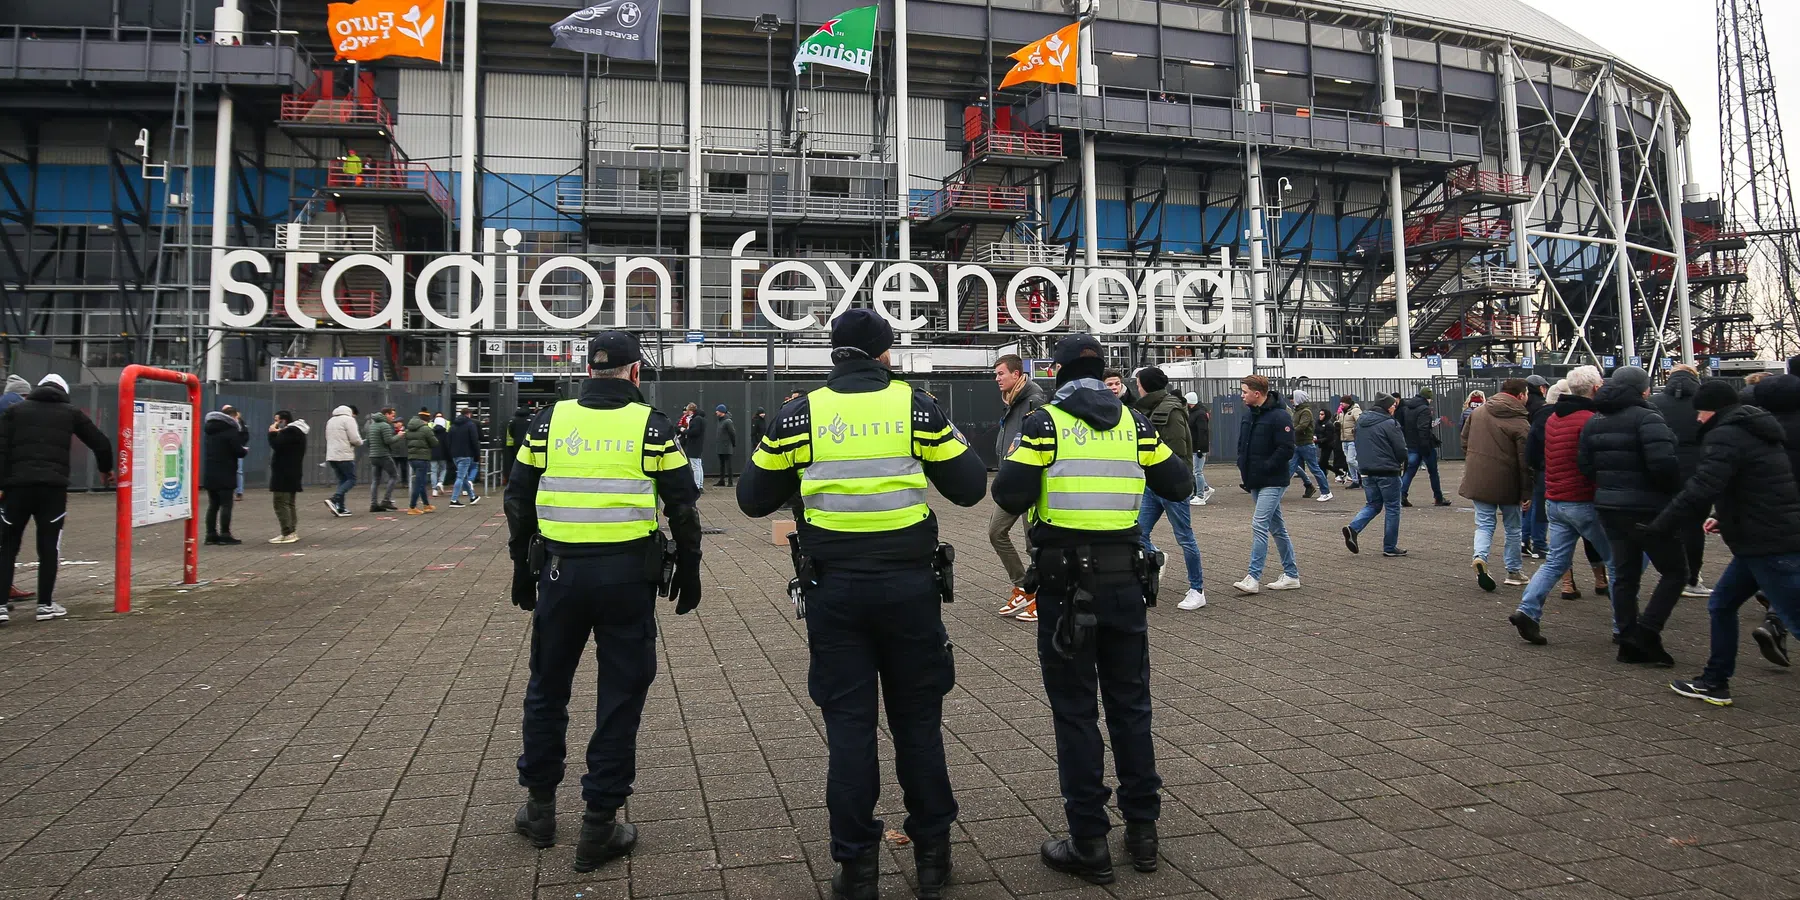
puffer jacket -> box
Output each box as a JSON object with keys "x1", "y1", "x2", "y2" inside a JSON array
[
  {"x1": 0, "y1": 383, "x2": 115, "y2": 488},
  {"x1": 200, "y1": 411, "x2": 248, "y2": 492},
  {"x1": 324, "y1": 406, "x2": 362, "y2": 462},
  {"x1": 405, "y1": 414, "x2": 439, "y2": 460},
  {"x1": 1400, "y1": 395, "x2": 1437, "y2": 450},
  {"x1": 1458, "y1": 393, "x2": 1532, "y2": 505},
  {"x1": 1752, "y1": 373, "x2": 1800, "y2": 479},
  {"x1": 1135, "y1": 389, "x2": 1191, "y2": 460},
  {"x1": 1188, "y1": 403, "x2": 1211, "y2": 456},
  {"x1": 1542, "y1": 395, "x2": 1598, "y2": 502},
  {"x1": 1337, "y1": 404, "x2": 1360, "y2": 442},
  {"x1": 364, "y1": 414, "x2": 404, "y2": 460},
  {"x1": 1237, "y1": 392, "x2": 1295, "y2": 491},
  {"x1": 1650, "y1": 402, "x2": 1800, "y2": 558},
  {"x1": 1578, "y1": 381, "x2": 1683, "y2": 513},
  {"x1": 1353, "y1": 408, "x2": 1407, "y2": 475},
  {"x1": 1651, "y1": 370, "x2": 1704, "y2": 478}
]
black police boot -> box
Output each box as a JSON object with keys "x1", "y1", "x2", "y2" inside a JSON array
[
  {"x1": 913, "y1": 834, "x2": 951, "y2": 900},
  {"x1": 1123, "y1": 822, "x2": 1158, "y2": 873},
  {"x1": 572, "y1": 809, "x2": 637, "y2": 872},
  {"x1": 830, "y1": 847, "x2": 880, "y2": 900},
  {"x1": 1041, "y1": 835, "x2": 1114, "y2": 885},
  {"x1": 512, "y1": 791, "x2": 555, "y2": 848}
]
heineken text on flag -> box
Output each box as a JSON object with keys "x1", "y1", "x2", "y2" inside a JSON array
[
  {"x1": 550, "y1": 0, "x2": 661, "y2": 60},
  {"x1": 793, "y1": 5, "x2": 877, "y2": 76},
  {"x1": 999, "y1": 21, "x2": 1080, "y2": 90},
  {"x1": 328, "y1": 0, "x2": 445, "y2": 63}
]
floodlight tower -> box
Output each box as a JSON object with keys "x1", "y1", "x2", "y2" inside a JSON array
[{"x1": 1718, "y1": 0, "x2": 1800, "y2": 356}]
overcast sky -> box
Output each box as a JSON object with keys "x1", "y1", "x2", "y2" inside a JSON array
[{"x1": 1519, "y1": 0, "x2": 1800, "y2": 206}]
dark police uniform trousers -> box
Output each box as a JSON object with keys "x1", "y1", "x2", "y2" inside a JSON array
[
  {"x1": 517, "y1": 553, "x2": 659, "y2": 813},
  {"x1": 1035, "y1": 574, "x2": 1161, "y2": 837},
  {"x1": 805, "y1": 565, "x2": 958, "y2": 861}
]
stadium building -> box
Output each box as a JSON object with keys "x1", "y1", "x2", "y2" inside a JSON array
[{"x1": 1, "y1": 0, "x2": 1739, "y2": 388}]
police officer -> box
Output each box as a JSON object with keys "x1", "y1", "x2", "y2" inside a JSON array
[
  {"x1": 737, "y1": 309, "x2": 986, "y2": 900},
  {"x1": 991, "y1": 334, "x2": 1192, "y2": 885},
  {"x1": 503, "y1": 331, "x2": 703, "y2": 871}
]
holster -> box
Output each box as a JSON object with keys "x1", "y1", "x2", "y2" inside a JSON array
[
  {"x1": 1037, "y1": 547, "x2": 1100, "y2": 661},
  {"x1": 932, "y1": 542, "x2": 956, "y2": 604},
  {"x1": 1134, "y1": 547, "x2": 1166, "y2": 608},
  {"x1": 526, "y1": 534, "x2": 548, "y2": 577},
  {"x1": 650, "y1": 530, "x2": 675, "y2": 597},
  {"x1": 786, "y1": 531, "x2": 815, "y2": 620}
]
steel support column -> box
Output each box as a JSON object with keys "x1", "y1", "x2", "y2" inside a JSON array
[
  {"x1": 1238, "y1": 0, "x2": 1268, "y2": 363},
  {"x1": 1663, "y1": 100, "x2": 1694, "y2": 364},
  {"x1": 688, "y1": 0, "x2": 704, "y2": 329},
  {"x1": 1499, "y1": 43, "x2": 1531, "y2": 320},
  {"x1": 205, "y1": 91, "x2": 233, "y2": 382},
  {"x1": 1602, "y1": 71, "x2": 1635, "y2": 361},
  {"x1": 1380, "y1": 21, "x2": 1409, "y2": 357}
]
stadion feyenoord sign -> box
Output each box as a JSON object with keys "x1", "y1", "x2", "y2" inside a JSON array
[{"x1": 212, "y1": 230, "x2": 1239, "y2": 335}]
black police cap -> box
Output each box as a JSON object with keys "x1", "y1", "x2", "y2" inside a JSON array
[
  {"x1": 1052, "y1": 333, "x2": 1104, "y2": 367},
  {"x1": 830, "y1": 308, "x2": 894, "y2": 357},
  {"x1": 586, "y1": 331, "x2": 642, "y2": 368}
]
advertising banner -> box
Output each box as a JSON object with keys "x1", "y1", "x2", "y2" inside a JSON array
[
  {"x1": 794, "y1": 5, "x2": 877, "y2": 76},
  {"x1": 328, "y1": 0, "x2": 445, "y2": 63},
  {"x1": 551, "y1": 0, "x2": 661, "y2": 60},
  {"x1": 272, "y1": 358, "x2": 383, "y2": 382},
  {"x1": 132, "y1": 401, "x2": 193, "y2": 528}
]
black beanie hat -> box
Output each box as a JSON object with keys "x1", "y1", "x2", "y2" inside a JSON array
[
  {"x1": 1694, "y1": 379, "x2": 1741, "y2": 412},
  {"x1": 829, "y1": 308, "x2": 894, "y2": 358},
  {"x1": 1137, "y1": 366, "x2": 1169, "y2": 393}
]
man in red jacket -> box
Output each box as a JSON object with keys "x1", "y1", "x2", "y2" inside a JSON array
[{"x1": 1509, "y1": 366, "x2": 1613, "y2": 645}]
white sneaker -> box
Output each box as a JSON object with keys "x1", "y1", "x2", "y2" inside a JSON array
[
  {"x1": 36, "y1": 602, "x2": 67, "y2": 620},
  {"x1": 1189, "y1": 496, "x2": 1205, "y2": 506},
  {"x1": 1201, "y1": 487, "x2": 1216, "y2": 503},
  {"x1": 1267, "y1": 575, "x2": 1302, "y2": 591},
  {"x1": 1233, "y1": 576, "x2": 1261, "y2": 595},
  {"x1": 1317, "y1": 493, "x2": 1334, "y2": 502},
  {"x1": 1682, "y1": 581, "x2": 1710, "y2": 598},
  {"x1": 1177, "y1": 589, "x2": 1207, "y2": 610}
]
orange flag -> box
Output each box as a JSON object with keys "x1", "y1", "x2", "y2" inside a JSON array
[
  {"x1": 999, "y1": 22, "x2": 1080, "y2": 90},
  {"x1": 328, "y1": 0, "x2": 445, "y2": 63}
]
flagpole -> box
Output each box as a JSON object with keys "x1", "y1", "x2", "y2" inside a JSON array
[
  {"x1": 1077, "y1": 2, "x2": 1098, "y2": 273},
  {"x1": 688, "y1": 0, "x2": 704, "y2": 330},
  {"x1": 895, "y1": 0, "x2": 913, "y2": 344},
  {"x1": 457, "y1": 0, "x2": 479, "y2": 379}
]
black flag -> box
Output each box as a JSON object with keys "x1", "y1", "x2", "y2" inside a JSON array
[{"x1": 550, "y1": 0, "x2": 660, "y2": 60}]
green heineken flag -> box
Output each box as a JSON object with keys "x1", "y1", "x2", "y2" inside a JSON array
[{"x1": 793, "y1": 4, "x2": 877, "y2": 76}]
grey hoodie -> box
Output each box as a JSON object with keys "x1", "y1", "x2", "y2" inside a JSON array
[{"x1": 0, "y1": 374, "x2": 30, "y2": 413}]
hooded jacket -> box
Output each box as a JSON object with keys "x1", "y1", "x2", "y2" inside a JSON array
[
  {"x1": 1650, "y1": 370, "x2": 1704, "y2": 479},
  {"x1": 1237, "y1": 391, "x2": 1296, "y2": 491},
  {"x1": 1541, "y1": 395, "x2": 1598, "y2": 502},
  {"x1": 1650, "y1": 403, "x2": 1800, "y2": 558},
  {"x1": 996, "y1": 379, "x2": 1048, "y2": 461},
  {"x1": 716, "y1": 414, "x2": 738, "y2": 454},
  {"x1": 680, "y1": 410, "x2": 707, "y2": 458},
  {"x1": 991, "y1": 378, "x2": 1191, "y2": 548},
  {"x1": 1337, "y1": 404, "x2": 1362, "y2": 443},
  {"x1": 0, "y1": 383, "x2": 114, "y2": 488},
  {"x1": 267, "y1": 419, "x2": 311, "y2": 493},
  {"x1": 0, "y1": 374, "x2": 30, "y2": 413},
  {"x1": 1135, "y1": 388, "x2": 1191, "y2": 460},
  {"x1": 1353, "y1": 407, "x2": 1407, "y2": 474},
  {"x1": 201, "y1": 411, "x2": 249, "y2": 492},
  {"x1": 430, "y1": 417, "x2": 451, "y2": 462},
  {"x1": 1751, "y1": 373, "x2": 1800, "y2": 479},
  {"x1": 447, "y1": 414, "x2": 483, "y2": 460},
  {"x1": 324, "y1": 406, "x2": 363, "y2": 462},
  {"x1": 1399, "y1": 394, "x2": 1438, "y2": 451},
  {"x1": 1292, "y1": 401, "x2": 1316, "y2": 445},
  {"x1": 1188, "y1": 401, "x2": 1212, "y2": 456},
  {"x1": 1458, "y1": 393, "x2": 1532, "y2": 505},
  {"x1": 406, "y1": 414, "x2": 440, "y2": 461},
  {"x1": 505, "y1": 408, "x2": 533, "y2": 451},
  {"x1": 364, "y1": 413, "x2": 404, "y2": 460},
  {"x1": 1578, "y1": 380, "x2": 1683, "y2": 513}
]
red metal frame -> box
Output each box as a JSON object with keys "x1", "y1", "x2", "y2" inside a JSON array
[
  {"x1": 1448, "y1": 169, "x2": 1529, "y2": 196},
  {"x1": 967, "y1": 129, "x2": 1064, "y2": 160},
  {"x1": 279, "y1": 94, "x2": 396, "y2": 131},
  {"x1": 326, "y1": 159, "x2": 453, "y2": 214},
  {"x1": 115, "y1": 365, "x2": 202, "y2": 614},
  {"x1": 273, "y1": 288, "x2": 385, "y2": 320},
  {"x1": 1404, "y1": 215, "x2": 1513, "y2": 245},
  {"x1": 910, "y1": 184, "x2": 1029, "y2": 219}
]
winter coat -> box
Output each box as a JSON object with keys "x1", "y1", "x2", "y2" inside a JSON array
[
  {"x1": 0, "y1": 374, "x2": 29, "y2": 413},
  {"x1": 680, "y1": 412, "x2": 707, "y2": 457},
  {"x1": 750, "y1": 412, "x2": 768, "y2": 448},
  {"x1": 1526, "y1": 390, "x2": 1546, "y2": 418},
  {"x1": 1237, "y1": 392, "x2": 1295, "y2": 491},
  {"x1": 1650, "y1": 370, "x2": 1704, "y2": 479},
  {"x1": 324, "y1": 406, "x2": 363, "y2": 462},
  {"x1": 267, "y1": 420, "x2": 310, "y2": 493},
  {"x1": 1293, "y1": 402, "x2": 1317, "y2": 445},
  {"x1": 405, "y1": 415, "x2": 439, "y2": 460},
  {"x1": 1337, "y1": 405, "x2": 1360, "y2": 443},
  {"x1": 1751, "y1": 374, "x2": 1800, "y2": 480},
  {"x1": 1317, "y1": 407, "x2": 1341, "y2": 450},
  {"x1": 364, "y1": 415, "x2": 404, "y2": 460},
  {"x1": 1135, "y1": 389, "x2": 1191, "y2": 460},
  {"x1": 1457, "y1": 393, "x2": 1532, "y2": 505},
  {"x1": 447, "y1": 415, "x2": 483, "y2": 460},
  {"x1": 430, "y1": 419, "x2": 451, "y2": 462},
  {"x1": 1399, "y1": 395, "x2": 1438, "y2": 451},
  {"x1": 1353, "y1": 408, "x2": 1407, "y2": 475},
  {"x1": 505, "y1": 409, "x2": 532, "y2": 450},
  {"x1": 1650, "y1": 402, "x2": 1800, "y2": 558},
  {"x1": 201, "y1": 411, "x2": 249, "y2": 492},
  {"x1": 0, "y1": 384, "x2": 114, "y2": 489},
  {"x1": 1578, "y1": 381, "x2": 1683, "y2": 513},
  {"x1": 996, "y1": 380, "x2": 1048, "y2": 460},
  {"x1": 1188, "y1": 403, "x2": 1211, "y2": 456},
  {"x1": 1541, "y1": 395, "x2": 1598, "y2": 502},
  {"x1": 716, "y1": 415, "x2": 738, "y2": 454}
]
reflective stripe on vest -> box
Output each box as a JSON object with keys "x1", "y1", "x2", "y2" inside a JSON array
[
  {"x1": 535, "y1": 400, "x2": 659, "y2": 544},
  {"x1": 1034, "y1": 404, "x2": 1144, "y2": 530},
  {"x1": 800, "y1": 380, "x2": 929, "y2": 533}
]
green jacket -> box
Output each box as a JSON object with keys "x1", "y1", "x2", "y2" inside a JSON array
[
  {"x1": 1134, "y1": 389, "x2": 1192, "y2": 460},
  {"x1": 405, "y1": 414, "x2": 439, "y2": 460},
  {"x1": 1294, "y1": 403, "x2": 1316, "y2": 445},
  {"x1": 364, "y1": 415, "x2": 405, "y2": 460}
]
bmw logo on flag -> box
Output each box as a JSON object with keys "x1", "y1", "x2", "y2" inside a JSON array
[{"x1": 618, "y1": 2, "x2": 641, "y2": 27}]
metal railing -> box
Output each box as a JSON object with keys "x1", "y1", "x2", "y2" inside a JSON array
[
  {"x1": 1648, "y1": 257, "x2": 1750, "y2": 280},
  {"x1": 908, "y1": 185, "x2": 1030, "y2": 219},
  {"x1": 275, "y1": 223, "x2": 393, "y2": 253},
  {"x1": 272, "y1": 289, "x2": 385, "y2": 321},
  {"x1": 1460, "y1": 313, "x2": 1541, "y2": 340},
  {"x1": 1463, "y1": 265, "x2": 1537, "y2": 291},
  {"x1": 587, "y1": 123, "x2": 886, "y2": 158},
  {"x1": 1407, "y1": 215, "x2": 1513, "y2": 245},
  {"x1": 972, "y1": 242, "x2": 1065, "y2": 266},
  {"x1": 325, "y1": 159, "x2": 453, "y2": 215},
  {"x1": 967, "y1": 129, "x2": 1064, "y2": 160},
  {"x1": 280, "y1": 93, "x2": 395, "y2": 131},
  {"x1": 553, "y1": 182, "x2": 899, "y2": 219},
  {"x1": 1448, "y1": 170, "x2": 1530, "y2": 196},
  {"x1": 2, "y1": 24, "x2": 314, "y2": 85}
]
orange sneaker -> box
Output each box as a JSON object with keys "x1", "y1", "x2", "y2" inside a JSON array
[
  {"x1": 424, "y1": 505, "x2": 437, "y2": 513},
  {"x1": 407, "y1": 508, "x2": 425, "y2": 516},
  {"x1": 998, "y1": 587, "x2": 1034, "y2": 616},
  {"x1": 1015, "y1": 599, "x2": 1038, "y2": 623}
]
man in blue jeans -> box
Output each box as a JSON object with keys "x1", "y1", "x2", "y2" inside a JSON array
[
  {"x1": 1399, "y1": 388, "x2": 1450, "y2": 507},
  {"x1": 1135, "y1": 368, "x2": 1206, "y2": 610},
  {"x1": 1232, "y1": 375, "x2": 1300, "y2": 594},
  {"x1": 1342, "y1": 395, "x2": 1407, "y2": 556},
  {"x1": 1510, "y1": 366, "x2": 1608, "y2": 645},
  {"x1": 1642, "y1": 380, "x2": 1800, "y2": 707},
  {"x1": 1288, "y1": 389, "x2": 1333, "y2": 502}
]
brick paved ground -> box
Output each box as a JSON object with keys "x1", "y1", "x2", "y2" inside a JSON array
[{"x1": 3, "y1": 462, "x2": 1799, "y2": 900}]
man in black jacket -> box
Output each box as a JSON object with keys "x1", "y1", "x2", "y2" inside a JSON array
[
  {"x1": 712, "y1": 405, "x2": 737, "y2": 487},
  {"x1": 1185, "y1": 392, "x2": 1214, "y2": 504},
  {"x1": 1400, "y1": 388, "x2": 1450, "y2": 507},
  {"x1": 1233, "y1": 375, "x2": 1301, "y2": 594},
  {"x1": 0, "y1": 375, "x2": 115, "y2": 624},
  {"x1": 1578, "y1": 366, "x2": 1685, "y2": 665},
  {"x1": 202, "y1": 406, "x2": 249, "y2": 546},
  {"x1": 1652, "y1": 366, "x2": 1709, "y2": 596},
  {"x1": 1343, "y1": 395, "x2": 1409, "y2": 557},
  {"x1": 1646, "y1": 381, "x2": 1800, "y2": 707},
  {"x1": 447, "y1": 409, "x2": 483, "y2": 507},
  {"x1": 1748, "y1": 371, "x2": 1800, "y2": 662}
]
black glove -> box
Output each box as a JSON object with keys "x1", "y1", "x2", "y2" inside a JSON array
[
  {"x1": 511, "y1": 564, "x2": 537, "y2": 611},
  {"x1": 670, "y1": 552, "x2": 702, "y2": 615}
]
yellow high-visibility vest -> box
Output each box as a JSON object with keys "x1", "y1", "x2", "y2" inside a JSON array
[
  {"x1": 1032, "y1": 404, "x2": 1144, "y2": 530},
  {"x1": 533, "y1": 400, "x2": 658, "y2": 544},
  {"x1": 800, "y1": 381, "x2": 929, "y2": 533}
]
